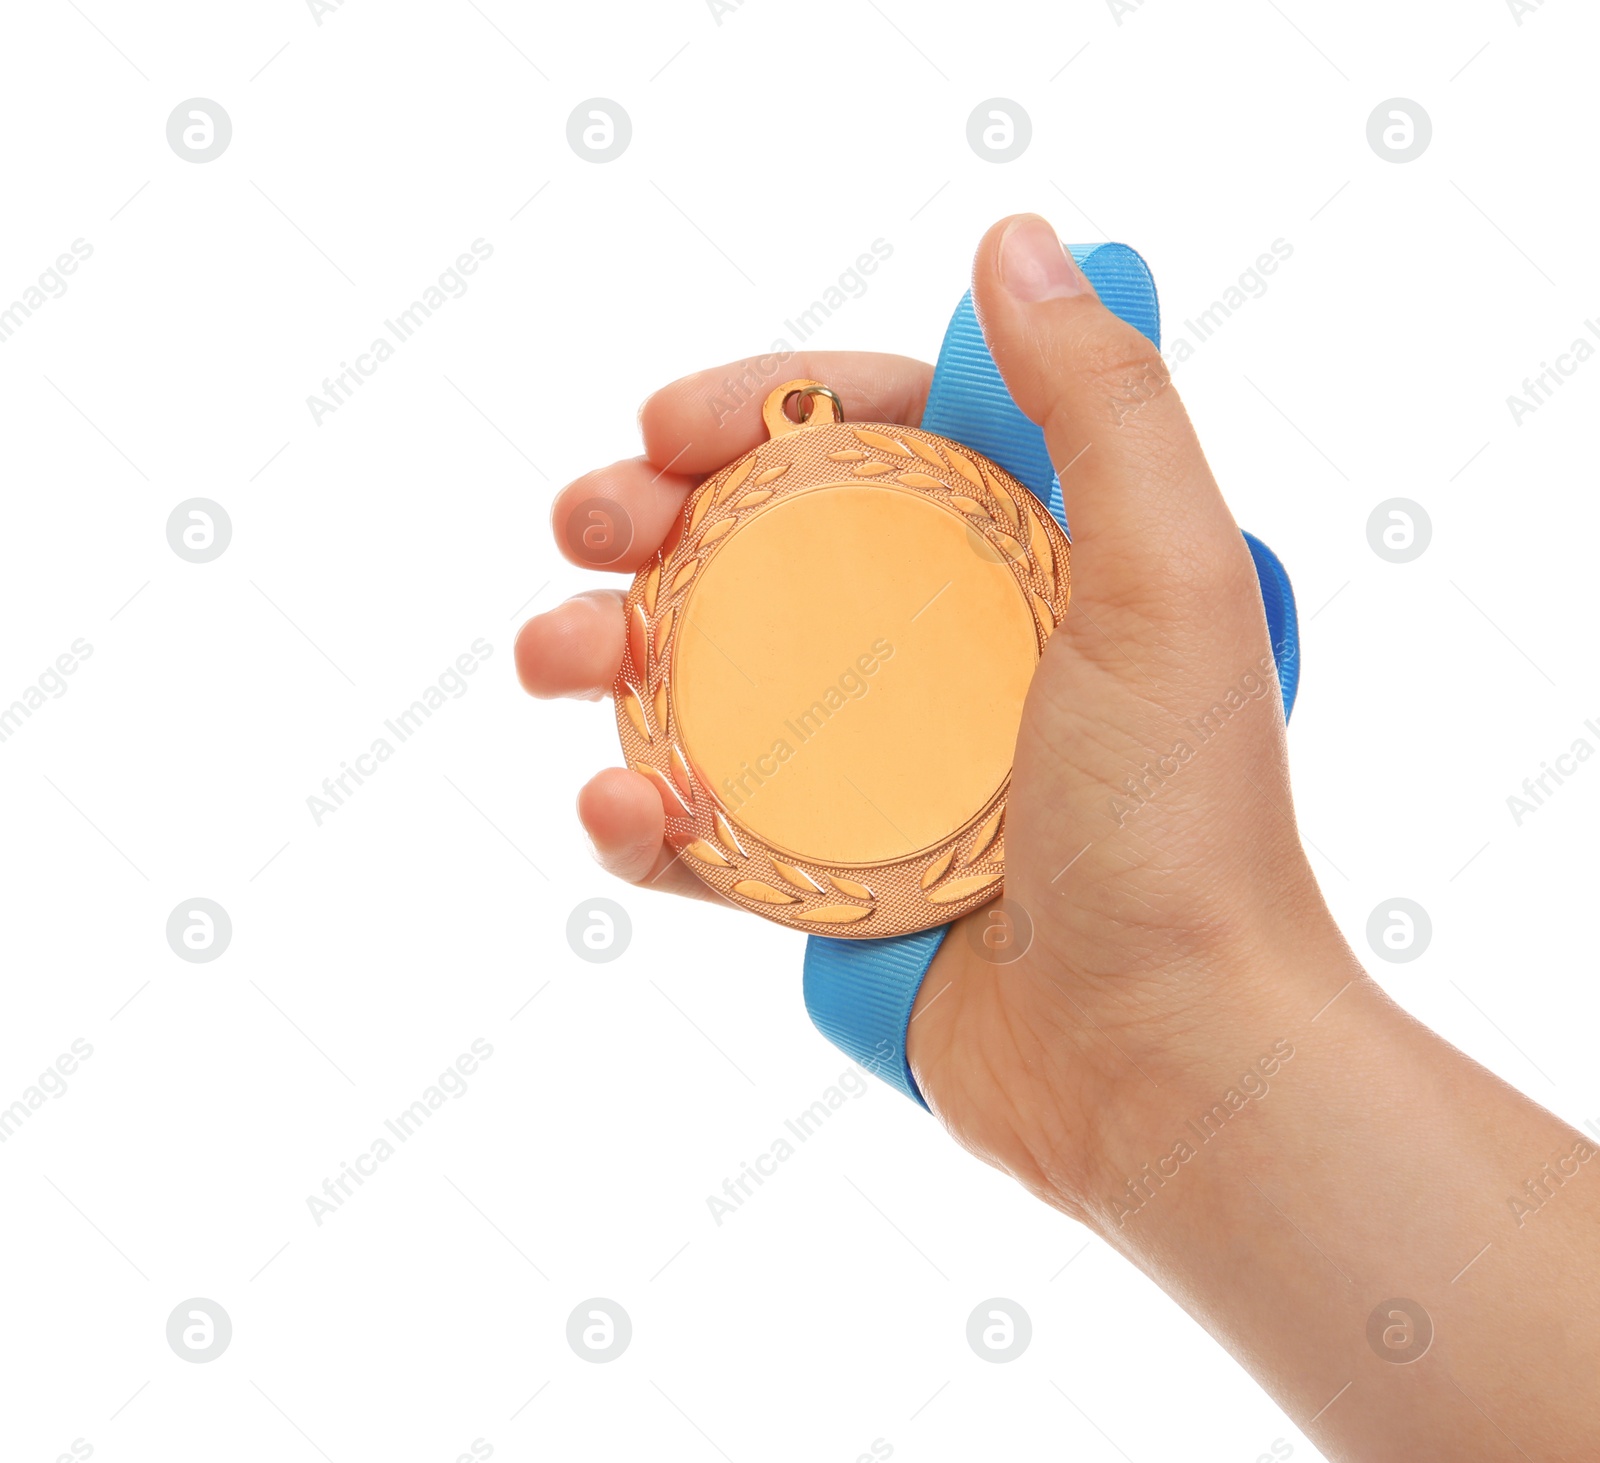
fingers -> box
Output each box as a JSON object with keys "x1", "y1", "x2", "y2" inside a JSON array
[
  {"x1": 970, "y1": 216, "x2": 1248, "y2": 611},
  {"x1": 516, "y1": 590, "x2": 623, "y2": 700},
  {"x1": 577, "y1": 768, "x2": 729, "y2": 905},
  {"x1": 576, "y1": 766, "x2": 662, "y2": 880},
  {"x1": 553, "y1": 353, "x2": 934, "y2": 573},
  {"x1": 518, "y1": 611, "x2": 731, "y2": 905},
  {"x1": 552, "y1": 460, "x2": 698, "y2": 575},
  {"x1": 638, "y1": 350, "x2": 933, "y2": 477}
]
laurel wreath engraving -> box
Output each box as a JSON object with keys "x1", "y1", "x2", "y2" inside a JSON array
[{"x1": 613, "y1": 423, "x2": 1069, "y2": 932}]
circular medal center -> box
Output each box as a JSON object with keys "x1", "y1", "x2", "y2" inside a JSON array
[{"x1": 672, "y1": 483, "x2": 1040, "y2": 866}]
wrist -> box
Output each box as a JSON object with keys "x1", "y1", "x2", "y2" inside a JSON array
[
  {"x1": 910, "y1": 889, "x2": 1369, "y2": 1226},
  {"x1": 1066, "y1": 915, "x2": 1377, "y2": 1235}
]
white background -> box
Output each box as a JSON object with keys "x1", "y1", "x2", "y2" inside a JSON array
[{"x1": 2, "y1": 1, "x2": 1596, "y2": 1460}]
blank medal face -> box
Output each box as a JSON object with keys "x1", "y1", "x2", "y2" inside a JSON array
[
  {"x1": 613, "y1": 381, "x2": 1070, "y2": 938},
  {"x1": 673, "y1": 484, "x2": 1038, "y2": 865}
]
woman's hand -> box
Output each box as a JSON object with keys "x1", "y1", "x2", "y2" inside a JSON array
[{"x1": 517, "y1": 214, "x2": 1330, "y2": 1215}]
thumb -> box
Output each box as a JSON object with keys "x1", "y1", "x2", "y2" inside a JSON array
[{"x1": 970, "y1": 214, "x2": 1249, "y2": 621}]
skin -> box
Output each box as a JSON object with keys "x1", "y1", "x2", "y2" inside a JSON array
[{"x1": 518, "y1": 215, "x2": 1600, "y2": 1460}]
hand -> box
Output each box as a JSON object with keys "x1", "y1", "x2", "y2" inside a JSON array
[{"x1": 517, "y1": 214, "x2": 1331, "y2": 1215}]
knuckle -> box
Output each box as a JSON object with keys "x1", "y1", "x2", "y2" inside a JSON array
[
  {"x1": 1155, "y1": 521, "x2": 1261, "y2": 615},
  {"x1": 1052, "y1": 316, "x2": 1173, "y2": 431}
]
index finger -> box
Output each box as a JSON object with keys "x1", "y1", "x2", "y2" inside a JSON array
[{"x1": 639, "y1": 350, "x2": 933, "y2": 477}]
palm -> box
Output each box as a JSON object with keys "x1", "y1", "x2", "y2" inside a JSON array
[{"x1": 910, "y1": 531, "x2": 1303, "y2": 1207}]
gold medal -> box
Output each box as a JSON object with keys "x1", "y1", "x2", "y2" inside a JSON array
[{"x1": 613, "y1": 380, "x2": 1070, "y2": 937}]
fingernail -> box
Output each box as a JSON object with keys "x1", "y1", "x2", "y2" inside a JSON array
[{"x1": 999, "y1": 216, "x2": 1088, "y2": 303}]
